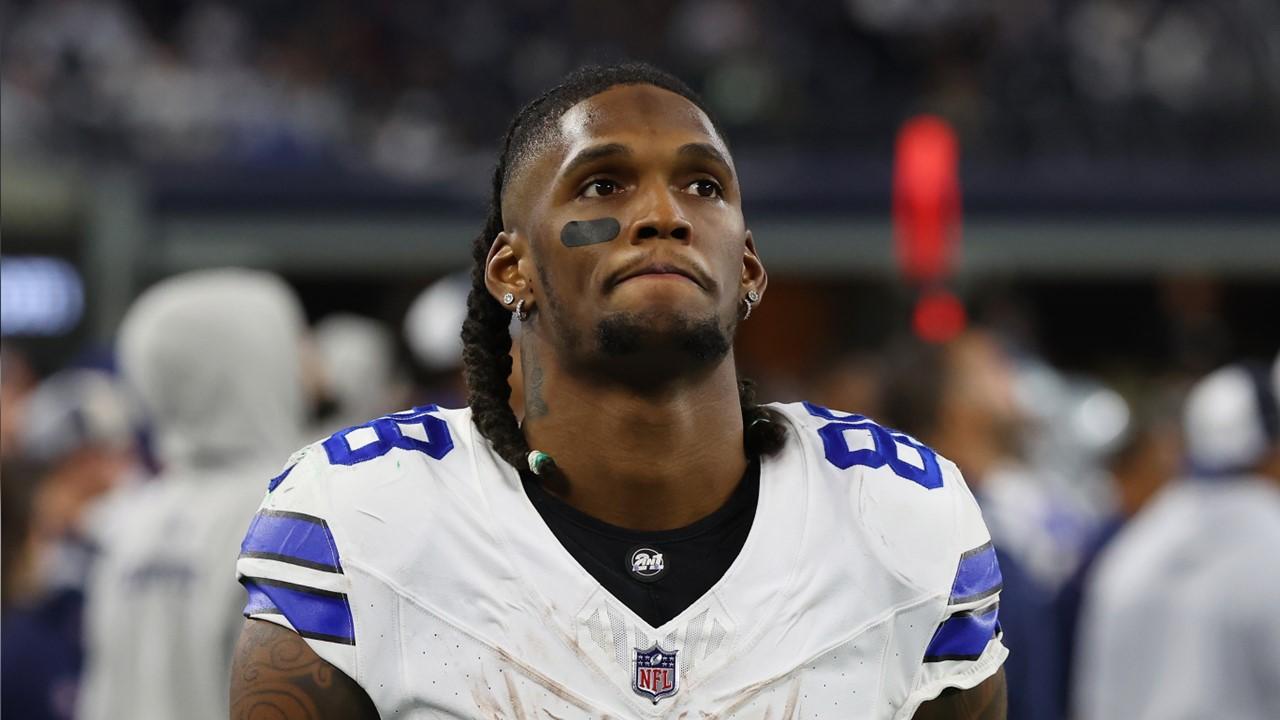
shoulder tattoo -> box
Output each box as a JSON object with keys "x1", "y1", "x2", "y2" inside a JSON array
[{"x1": 230, "y1": 619, "x2": 379, "y2": 720}]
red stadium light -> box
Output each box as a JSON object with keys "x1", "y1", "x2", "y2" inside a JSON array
[
  {"x1": 893, "y1": 115, "x2": 961, "y2": 284},
  {"x1": 893, "y1": 115, "x2": 966, "y2": 343},
  {"x1": 912, "y1": 288, "x2": 967, "y2": 344}
]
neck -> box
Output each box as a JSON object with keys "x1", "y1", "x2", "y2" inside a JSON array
[{"x1": 519, "y1": 339, "x2": 747, "y2": 531}]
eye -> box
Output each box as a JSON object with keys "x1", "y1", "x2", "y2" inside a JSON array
[
  {"x1": 682, "y1": 178, "x2": 723, "y2": 198},
  {"x1": 581, "y1": 179, "x2": 621, "y2": 198}
]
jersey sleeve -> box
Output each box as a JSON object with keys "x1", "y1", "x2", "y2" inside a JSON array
[
  {"x1": 235, "y1": 442, "x2": 358, "y2": 679},
  {"x1": 901, "y1": 458, "x2": 1009, "y2": 713}
]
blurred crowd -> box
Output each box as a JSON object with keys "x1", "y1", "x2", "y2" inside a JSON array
[
  {"x1": 2, "y1": 265, "x2": 1277, "y2": 719},
  {"x1": 3, "y1": 0, "x2": 1279, "y2": 180}
]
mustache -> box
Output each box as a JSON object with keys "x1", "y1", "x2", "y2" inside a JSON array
[{"x1": 605, "y1": 258, "x2": 715, "y2": 291}]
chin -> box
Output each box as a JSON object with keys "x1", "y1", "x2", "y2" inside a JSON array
[{"x1": 595, "y1": 308, "x2": 732, "y2": 364}]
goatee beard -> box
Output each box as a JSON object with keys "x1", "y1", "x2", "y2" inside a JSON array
[{"x1": 596, "y1": 311, "x2": 732, "y2": 364}]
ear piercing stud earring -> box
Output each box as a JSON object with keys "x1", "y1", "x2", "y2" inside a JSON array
[{"x1": 743, "y1": 289, "x2": 761, "y2": 320}]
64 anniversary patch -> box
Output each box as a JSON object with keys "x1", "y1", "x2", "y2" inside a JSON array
[{"x1": 632, "y1": 644, "x2": 679, "y2": 703}]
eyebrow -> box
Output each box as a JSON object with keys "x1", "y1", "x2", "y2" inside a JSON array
[
  {"x1": 677, "y1": 143, "x2": 733, "y2": 175},
  {"x1": 560, "y1": 143, "x2": 632, "y2": 179},
  {"x1": 559, "y1": 141, "x2": 734, "y2": 182}
]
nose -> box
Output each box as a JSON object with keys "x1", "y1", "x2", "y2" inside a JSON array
[{"x1": 631, "y1": 184, "x2": 692, "y2": 243}]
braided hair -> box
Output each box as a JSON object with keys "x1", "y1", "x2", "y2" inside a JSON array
[{"x1": 461, "y1": 62, "x2": 787, "y2": 474}]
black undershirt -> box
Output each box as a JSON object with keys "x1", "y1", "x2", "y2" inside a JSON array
[{"x1": 522, "y1": 459, "x2": 760, "y2": 628}]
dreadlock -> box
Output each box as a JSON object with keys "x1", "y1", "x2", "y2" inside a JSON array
[{"x1": 461, "y1": 61, "x2": 787, "y2": 475}]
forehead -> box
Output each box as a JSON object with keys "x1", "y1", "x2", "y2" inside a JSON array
[
  {"x1": 502, "y1": 84, "x2": 731, "y2": 225},
  {"x1": 556, "y1": 84, "x2": 728, "y2": 159}
]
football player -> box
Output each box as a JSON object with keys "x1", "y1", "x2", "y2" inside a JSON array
[
  {"x1": 230, "y1": 63, "x2": 1007, "y2": 719},
  {"x1": 1073, "y1": 357, "x2": 1280, "y2": 719},
  {"x1": 83, "y1": 269, "x2": 310, "y2": 720}
]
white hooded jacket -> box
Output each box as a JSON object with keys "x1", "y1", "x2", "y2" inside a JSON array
[{"x1": 78, "y1": 269, "x2": 307, "y2": 720}]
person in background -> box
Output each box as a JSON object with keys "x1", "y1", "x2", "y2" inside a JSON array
[
  {"x1": 311, "y1": 313, "x2": 408, "y2": 436},
  {"x1": 402, "y1": 271, "x2": 471, "y2": 408},
  {"x1": 1053, "y1": 395, "x2": 1180, "y2": 717},
  {"x1": 2, "y1": 459, "x2": 42, "y2": 609},
  {"x1": 1, "y1": 347, "x2": 38, "y2": 459},
  {"x1": 77, "y1": 268, "x2": 309, "y2": 720},
  {"x1": 2, "y1": 368, "x2": 141, "y2": 720},
  {"x1": 403, "y1": 271, "x2": 527, "y2": 416},
  {"x1": 808, "y1": 351, "x2": 883, "y2": 421},
  {"x1": 2, "y1": 456, "x2": 78, "y2": 720},
  {"x1": 1073, "y1": 356, "x2": 1280, "y2": 720},
  {"x1": 20, "y1": 369, "x2": 142, "y2": 563},
  {"x1": 881, "y1": 330, "x2": 1063, "y2": 720}
]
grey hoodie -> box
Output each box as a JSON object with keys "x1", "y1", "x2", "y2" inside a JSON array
[{"x1": 79, "y1": 269, "x2": 307, "y2": 720}]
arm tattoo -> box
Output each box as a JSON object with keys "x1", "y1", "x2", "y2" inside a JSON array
[
  {"x1": 911, "y1": 667, "x2": 1007, "y2": 720},
  {"x1": 230, "y1": 619, "x2": 379, "y2": 720}
]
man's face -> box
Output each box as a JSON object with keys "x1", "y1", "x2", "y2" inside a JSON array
[
  {"x1": 943, "y1": 331, "x2": 1024, "y2": 447},
  {"x1": 493, "y1": 84, "x2": 766, "y2": 370}
]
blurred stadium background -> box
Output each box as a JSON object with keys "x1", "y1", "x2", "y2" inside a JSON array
[{"x1": 2, "y1": 1, "x2": 1278, "y2": 719}]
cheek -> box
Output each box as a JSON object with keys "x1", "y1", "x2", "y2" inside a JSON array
[
  {"x1": 696, "y1": 210, "x2": 747, "y2": 268},
  {"x1": 716, "y1": 236, "x2": 749, "y2": 286},
  {"x1": 534, "y1": 241, "x2": 604, "y2": 305}
]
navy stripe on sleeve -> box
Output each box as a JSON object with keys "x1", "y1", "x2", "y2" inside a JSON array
[
  {"x1": 949, "y1": 541, "x2": 1002, "y2": 605},
  {"x1": 266, "y1": 464, "x2": 296, "y2": 492},
  {"x1": 923, "y1": 602, "x2": 1001, "y2": 662},
  {"x1": 241, "y1": 577, "x2": 355, "y2": 645},
  {"x1": 243, "y1": 580, "x2": 280, "y2": 617},
  {"x1": 239, "y1": 510, "x2": 343, "y2": 573}
]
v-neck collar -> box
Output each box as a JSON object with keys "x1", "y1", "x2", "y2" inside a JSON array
[
  {"x1": 475, "y1": 414, "x2": 810, "y2": 640},
  {"x1": 520, "y1": 457, "x2": 761, "y2": 543}
]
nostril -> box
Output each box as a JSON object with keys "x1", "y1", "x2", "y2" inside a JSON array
[
  {"x1": 636, "y1": 225, "x2": 660, "y2": 240},
  {"x1": 671, "y1": 226, "x2": 690, "y2": 241}
]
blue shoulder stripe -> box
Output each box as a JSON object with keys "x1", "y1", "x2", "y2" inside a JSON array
[
  {"x1": 924, "y1": 602, "x2": 1000, "y2": 662},
  {"x1": 240, "y1": 510, "x2": 342, "y2": 573},
  {"x1": 949, "y1": 541, "x2": 1002, "y2": 605},
  {"x1": 241, "y1": 577, "x2": 355, "y2": 645},
  {"x1": 266, "y1": 464, "x2": 296, "y2": 492}
]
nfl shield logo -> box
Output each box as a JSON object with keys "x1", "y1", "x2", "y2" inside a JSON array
[{"x1": 632, "y1": 644, "x2": 679, "y2": 703}]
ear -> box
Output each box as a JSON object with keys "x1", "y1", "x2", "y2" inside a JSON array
[
  {"x1": 484, "y1": 231, "x2": 532, "y2": 303},
  {"x1": 742, "y1": 230, "x2": 768, "y2": 301}
]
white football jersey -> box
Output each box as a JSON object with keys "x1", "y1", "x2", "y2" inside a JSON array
[{"x1": 236, "y1": 402, "x2": 1006, "y2": 718}]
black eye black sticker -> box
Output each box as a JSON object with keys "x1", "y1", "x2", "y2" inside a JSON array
[{"x1": 561, "y1": 217, "x2": 621, "y2": 247}]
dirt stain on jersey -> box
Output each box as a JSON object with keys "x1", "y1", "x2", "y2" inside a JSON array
[
  {"x1": 716, "y1": 674, "x2": 803, "y2": 719},
  {"x1": 503, "y1": 672, "x2": 530, "y2": 720},
  {"x1": 469, "y1": 683, "x2": 506, "y2": 718},
  {"x1": 470, "y1": 646, "x2": 603, "y2": 717},
  {"x1": 781, "y1": 677, "x2": 802, "y2": 719}
]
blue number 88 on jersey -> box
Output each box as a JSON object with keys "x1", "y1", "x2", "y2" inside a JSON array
[
  {"x1": 322, "y1": 406, "x2": 455, "y2": 466},
  {"x1": 804, "y1": 402, "x2": 943, "y2": 490}
]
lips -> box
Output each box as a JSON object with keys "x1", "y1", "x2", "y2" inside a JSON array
[{"x1": 612, "y1": 262, "x2": 706, "y2": 289}]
